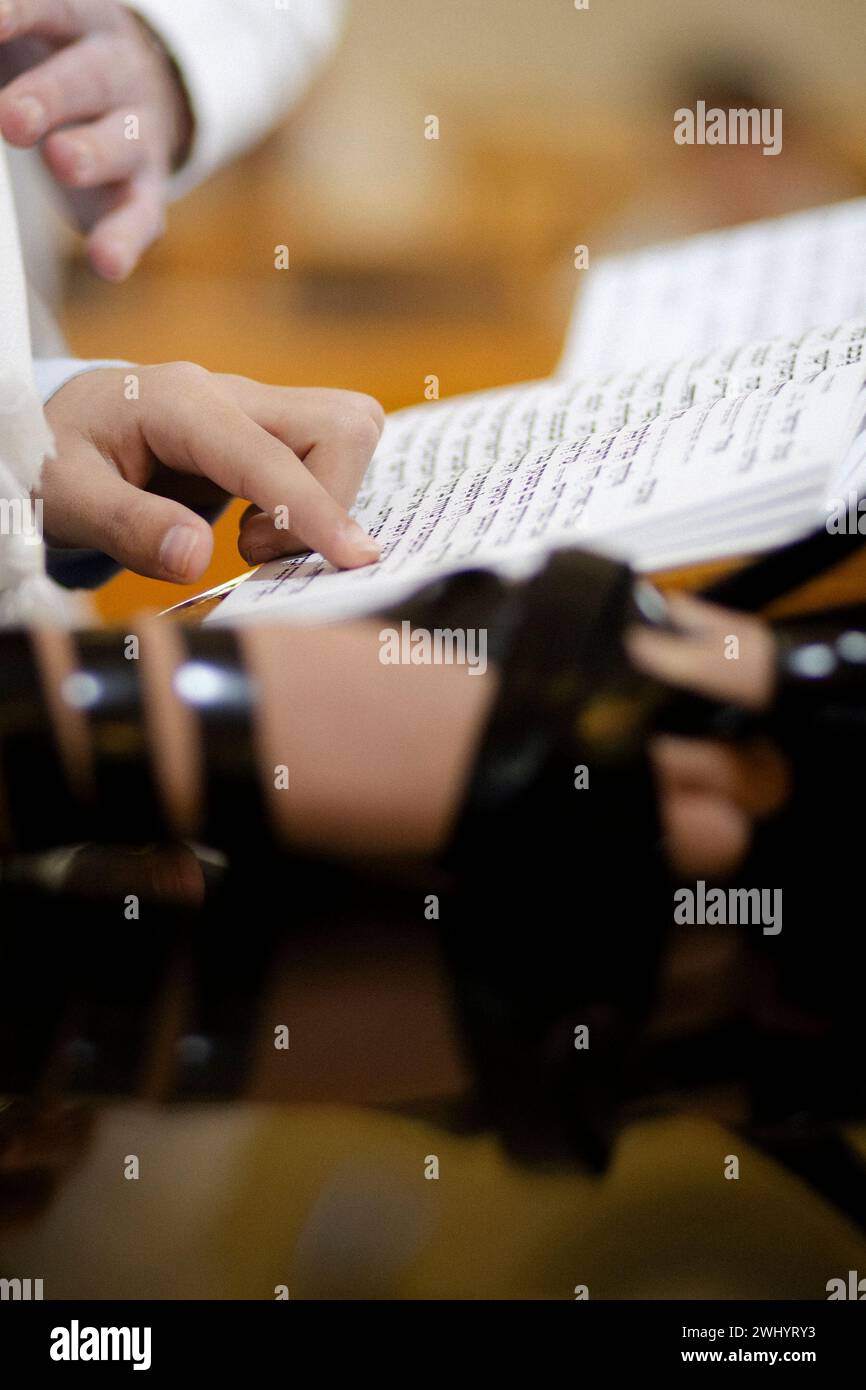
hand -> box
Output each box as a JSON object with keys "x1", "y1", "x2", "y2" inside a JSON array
[
  {"x1": 0, "y1": 0, "x2": 193, "y2": 280},
  {"x1": 41, "y1": 364, "x2": 384, "y2": 581},
  {"x1": 627, "y1": 595, "x2": 788, "y2": 877}
]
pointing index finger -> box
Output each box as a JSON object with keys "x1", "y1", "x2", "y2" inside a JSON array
[{"x1": 143, "y1": 373, "x2": 382, "y2": 570}]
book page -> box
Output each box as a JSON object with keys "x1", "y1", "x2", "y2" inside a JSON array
[
  {"x1": 362, "y1": 317, "x2": 866, "y2": 501},
  {"x1": 560, "y1": 199, "x2": 866, "y2": 379},
  {"x1": 214, "y1": 364, "x2": 866, "y2": 625}
]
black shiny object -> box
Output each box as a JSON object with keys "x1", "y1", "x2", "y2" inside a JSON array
[
  {"x1": 67, "y1": 630, "x2": 170, "y2": 845},
  {"x1": 0, "y1": 632, "x2": 79, "y2": 850},
  {"x1": 444, "y1": 548, "x2": 670, "y2": 1170},
  {"x1": 175, "y1": 627, "x2": 274, "y2": 852}
]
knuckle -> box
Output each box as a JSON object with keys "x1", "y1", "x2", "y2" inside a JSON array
[
  {"x1": 160, "y1": 361, "x2": 210, "y2": 393},
  {"x1": 334, "y1": 408, "x2": 382, "y2": 453},
  {"x1": 366, "y1": 396, "x2": 387, "y2": 434},
  {"x1": 91, "y1": 0, "x2": 127, "y2": 33},
  {"x1": 346, "y1": 392, "x2": 386, "y2": 434},
  {"x1": 62, "y1": 0, "x2": 85, "y2": 33}
]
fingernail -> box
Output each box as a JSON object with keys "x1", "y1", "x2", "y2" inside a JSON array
[
  {"x1": 633, "y1": 581, "x2": 677, "y2": 632},
  {"x1": 12, "y1": 96, "x2": 46, "y2": 140},
  {"x1": 0, "y1": 3, "x2": 17, "y2": 39},
  {"x1": 245, "y1": 543, "x2": 276, "y2": 565},
  {"x1": 160, "y1": 525, "x2": 199, "y2": 579},
  {"x1": 343, "y1": 520, "x2": 381, "y2": 560}
]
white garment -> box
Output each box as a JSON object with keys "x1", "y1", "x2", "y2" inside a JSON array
[
  {"x1": 33, "y1": 357, "x2": 129, "y2": 407},
  {"x1": 131, "y1": 0, "x2": 347, "y2": 197},
  {"x1": 0, "y1": 138, "x2": 78, "y2": 626}
]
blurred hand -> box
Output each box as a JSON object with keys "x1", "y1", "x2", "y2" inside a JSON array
[
  {"x1": 627, "y1": 595, "x2": 787, "y2": 878},
  {"x1": 0, "y1": 0, "x2": 193, "y2": 280},
  {"x1": 42, "y1": 365, "x2": 384, "y2": 581},
  {"x1": 626, "y1": 593, "x2": 776, "y2": 711}
]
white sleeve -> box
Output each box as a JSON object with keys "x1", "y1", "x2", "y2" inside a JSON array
[
  {"x1": 33, "y1": 358, "x2": 131, "y2": 404},
  {"x1": 128, "y1": 0, "x2": 347, "y2": 196}
]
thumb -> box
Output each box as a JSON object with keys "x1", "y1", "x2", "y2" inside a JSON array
[{"x1": 45, "y1": 466, "x2": 214, "y2": 583}]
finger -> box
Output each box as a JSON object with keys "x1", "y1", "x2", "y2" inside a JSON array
[
  {"x1": 42, "y1": 456, "x2": 213, "y2": 582},
  {"x1": 237, "y1": 508, "x2": 303, "y2": 565},
  {"x1": 142, "y1": 367, "x2": 381, "y2": 569},
  {"x1": 218, "y1": 377, "x2": 386, "y2": 465},
  {"x1": 0, "y1": 0, "x2": 99, "y2": 45},
  {"x1": 625, "y1": 619, "x2": 775, "y2": 711},
  {"x1": 285, "y1": 428, "x2": 379, "y2": 509},
  {"x1": 651, "y1": 735, "x2": 789, "y2": 818},
  {"x1": 660, "y1": 790, "x2": 751, "y2": 878},
  {"x1": 0, "y1": 32, "x2": 137, "y2": 145},
  {"x1": 222, "y1": 380, "x2": 384, "y2": 560},
  {"x1": 236, "y1": 420, "x2": 380, "y2": 564},
  {"x1": 664, "y1": 592, "x2": 756, "y2": 636},
  {"x1": 85, "y1": 175, "x2": 166, "y2": 280},
  {"x1": 43, "y1": 109, "x2": 148, "y2": 189}
]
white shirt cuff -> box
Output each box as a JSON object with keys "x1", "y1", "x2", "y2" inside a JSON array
[
  {"x1": 33, "y1": 358, "x2": 131, "y2": 405},
  {"x1": 128, "y1": 0, "x2": 346, "y2": 198}
]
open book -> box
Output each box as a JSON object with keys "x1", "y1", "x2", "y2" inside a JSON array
[{"x1": 213, "y1": 197, "x2": 866, "y2": 625}]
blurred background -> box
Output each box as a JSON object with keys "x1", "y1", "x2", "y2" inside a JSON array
[{"x1": 55, "y1": 0, "x2": 866, "y2": 620}]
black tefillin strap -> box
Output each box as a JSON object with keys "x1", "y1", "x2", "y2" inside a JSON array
[
  {"x1": 744, "y1": 612, "x2": 866, "y2": 1231},
  {"x1": 66, "y1": 630, "x2": 170, "y2": 845},
  {"x1": 175, "y1": 626, "x2": 277, "y2": 854},
  {"x1": 0, "y1": 626, "x2": 277, "y2": 1101},
  {"x1": 442, "y1": 548, "x2": 671, "y2": 1171},
  {"x1": 63, "y1": 627, "x2": 275, "y2": 852},
  {"x1": 0, "y1": 627, "x2": 276, "y2": 853},
  {"x1": 773, "y1": 619, "x2": 866, "y2": 741},
  {"x1": 639, "y1": 607, "x2": 866, "y2": 1231},
  {"x1": 0, "y1": 631, "x2": 80, "y2": 850},
  {"x1": 76, "y1": 626, "x2": 279, "y2": 1094}
]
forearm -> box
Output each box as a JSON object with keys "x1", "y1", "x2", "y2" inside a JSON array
[
  {"x1": 1, "y1": 615, "x2": 487, "y2": 1110},
  {"x1": 0, "y1": 619, "x2": 497, "y2": 858},
  {"x1": 245, "y1": 621, "x2": 496, "y2": 857}
]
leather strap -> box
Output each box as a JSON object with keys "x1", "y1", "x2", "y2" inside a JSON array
[
  {"x1": 0, "y1": 632, "x2": 79, "y2": 850},
  {"x1": 444, "y1": 549, "x2": 670, "y2": 1168},
  {"x1": 65, "y1": 630, "x2": 170, "y2": 845},
  {"x1": 176, "y1": 627, "x2": 276, "y2": 852}
]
